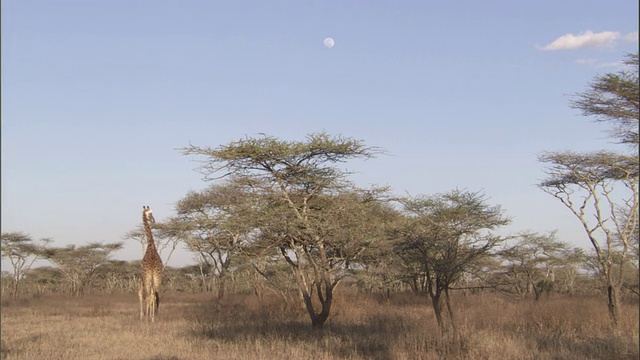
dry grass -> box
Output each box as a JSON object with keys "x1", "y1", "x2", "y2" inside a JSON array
[{"x1": 1, "y1": 291, "x2": 638, "y2": 360}]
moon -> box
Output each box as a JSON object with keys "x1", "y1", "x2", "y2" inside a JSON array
[{"x1": 323, "y1": 37, "x2": 335, "y2": 48}]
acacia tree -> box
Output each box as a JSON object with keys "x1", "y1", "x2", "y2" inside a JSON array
[
  {"x1": 96, "y1": 260, "x2": 141, "y2": 294},
  {"x1": 539, "y1": 53, "x2": 639, "y2": 327},
  {"x1": 167, "y1": 177, "x2": 258, "y2": 301},
  {"x1": 554, "y1": 246, "x2": 588, "y2": 296},
  {"x1": 18, "y1": 266, "x2": 64, "y2": 294},
  {"x1": 570, "y1": 53, "x2": 638, "y2": 148},
  {"x1": 539, "y1": 152, "x2": 638, "y2": 325},
  {"x1": 181, "y1": 132, "x2": 389, "y2": 329},
  {"x1": 45, "y1": 242, "x2": 123, "y2": 295},
  {"x1": 1, "y1": 232, "x2": 51, "y2": 298},
  {"x1": 395, "y1": 190, "x2": 510, "y2": 332},
  {"x1": 500, "y1": 231, "x2": 568, "y2": 300}
]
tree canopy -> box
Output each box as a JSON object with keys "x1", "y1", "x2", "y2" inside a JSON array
[{"x1": 571, "y1": 53, "x2": 639, "y2": 148}]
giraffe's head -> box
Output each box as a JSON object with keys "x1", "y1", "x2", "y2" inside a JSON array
[{"x1": 143, "y1": 206, "x2": 156, "y2": 224}]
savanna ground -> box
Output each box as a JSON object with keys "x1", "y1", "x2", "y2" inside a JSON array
[{"x1": 1, "y1": 290, "x2": 638, "y2": 360}]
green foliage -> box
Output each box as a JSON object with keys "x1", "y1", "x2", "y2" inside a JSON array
[
  {"x1": 570, "y1": 53, "x2": 639, "y2": 148},
  {"x1": 44, "y1": 242, "x2": 123, "y2": 295},
  {"x1": 1, "y1": 232, "x2": 51, "y2": 298},
  {"x1": 163, "y1": 177, "x2": 261, "y2": 299},
  {"x1": 539, "y1": 151, "x2": 639, "y2": 186},
  {"x1": 394, "y1": 189, "x2": 510, "y2": 330},
  {"x1": 499, "y1": 231, "x2": 571, "y2": 298},
  {"x1": 180, "y1": 132, "x2": 382, "y2": 184}
]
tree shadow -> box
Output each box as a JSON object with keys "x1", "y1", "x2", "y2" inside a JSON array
[
  {"x1": 534, "y1": 331, "x2": 638, "y2": 360},
  {"x1": 187, "y1": 298, "x2": 420, "y2": 360}
]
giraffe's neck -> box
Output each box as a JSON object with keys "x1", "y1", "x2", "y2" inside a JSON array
[{"x1": 143, "y1": 216, "x2": 156, "y2": 251}]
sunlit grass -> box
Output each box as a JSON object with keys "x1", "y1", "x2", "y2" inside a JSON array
[{"x1": 1, "y1": 291, "x2": 638, "y2": 359}]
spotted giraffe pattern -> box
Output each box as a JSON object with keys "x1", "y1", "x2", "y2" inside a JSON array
[{"x1": 139, "y1": 206, "x2": 163, "y2": 322}]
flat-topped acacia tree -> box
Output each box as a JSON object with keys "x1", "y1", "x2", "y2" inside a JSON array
[
  {"x1": 1, "y1": 232, "x2": 51, "y2": 298},
  {"x1": 181, "y1": 132, "x2": 391, "y2": 329}
]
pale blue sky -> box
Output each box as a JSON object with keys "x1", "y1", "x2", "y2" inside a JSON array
[{"x1": 2, "y1": 1, "x2": 638, "y2": 267}]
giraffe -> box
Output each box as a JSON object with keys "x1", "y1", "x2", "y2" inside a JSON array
[{"x1": 139, "y1": 206, "x2": 163, "y2": 322}]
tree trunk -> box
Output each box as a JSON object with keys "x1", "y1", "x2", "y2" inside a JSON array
[
  {"x1": 289, "y1": 261, "x2": 333, "y2": 330},
  {"x1": 11, "y1": 280, "x2": 19, "y2": 299},
  {"x1": 430, "y1": 289, "x2": 445, "y2": 331},
  {"x1": 527, "y1": 280, "x2": 534, "y2": 298},
  {"x1": 607, "y1": 284, "x2": 621, "y2": 328},
  {"x1": 533, "y1": 282, "x2": 542, "y2": 301},
  {"x1": 310, "y1": 310, "x2": 329, "y2": 330},
  {"x1": 301, "y1": 280, "x2": 333, "y2": 330},
  {"x1": 216, "y1": 275, "x2": 226, "y2": 302},
  {"x1": 444, "y1": 287, "x2": 457, "y2": 333}
]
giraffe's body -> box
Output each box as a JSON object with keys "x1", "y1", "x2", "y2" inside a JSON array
[{"x1": 139, "y1": 206, "x2": 163, "y2": 322}]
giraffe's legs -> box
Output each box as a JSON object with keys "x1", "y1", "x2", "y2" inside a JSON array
[
  {"x1": 143, "y1": 272, "x2": 162, "y2": 322},
  {"x1": 153, "y1": 273, "x2": 162, "y2": 316},
  {"x1": 138, "y1": 282, "x2": 144, "y2": 320},
  {"x1": 140, "y1": 273, "x2": 155, "y2": 321},
  {"x1": 147, "y1": 290, "x2": 154, "y2": 322},
  {"x1": 147, "y1": 288, "x2": 157, "y2": 322}
]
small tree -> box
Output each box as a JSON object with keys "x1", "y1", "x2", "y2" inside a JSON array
[
  {"x1": 555, "y1": 247, "x2": 588, "y2": 296},
  {"x1": 96, "y1": 260, "x2": 140, "y2": 293},
  {"x1": 45, "y1": 242, "x2": 123, "y2": 295},
  {"x1": 168, "y1": 177, "x2": 258, "y2": 301},
  {"x1": 21, "y1": 266, "x2": 64, "y2": 294},
  {"x1": 500, "y1": 231, "x2": 568, "y2": 300},
  {"x1": 1, "y1": 232, "x2": 51, "y2": 298},
  {"x1": 395, "y1": 190, "x2": 510, "y2": 332}
]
